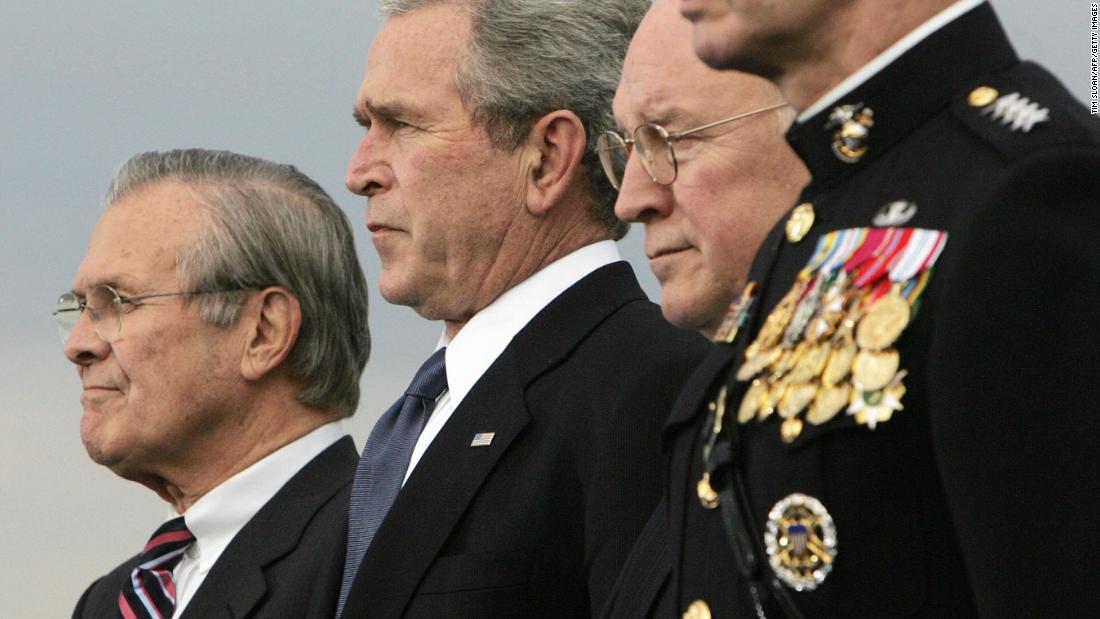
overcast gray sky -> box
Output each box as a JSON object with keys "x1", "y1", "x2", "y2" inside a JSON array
[{"x1": 0, "y1": 1, "x2": 1091, "y2": 615}]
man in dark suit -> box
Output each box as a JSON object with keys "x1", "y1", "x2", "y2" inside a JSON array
[
  {"x1": 338, "y1": 0, "x2": 709, "y2": 617},
  {"x1": 61, "y1": 149, "x2": 371, "y2": 618},
  {"x1": 613, "y1": 0, "x2": 1100, "y2": 616}
]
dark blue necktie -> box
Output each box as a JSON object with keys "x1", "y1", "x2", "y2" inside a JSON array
[{"x1": 337, "y1": 347, "x2": 448, "y2": 617}]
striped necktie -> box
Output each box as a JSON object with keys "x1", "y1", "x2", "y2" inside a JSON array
[
  {"x1": 118, "y1": 516, "x2": 195, "y2": 619},
  {"x1": 337, "y1": 347, "x2": 448, "y2": 616}
]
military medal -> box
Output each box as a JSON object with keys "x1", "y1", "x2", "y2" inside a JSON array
[
  {"x1": 806, "y1": 382, "x2": 850, "y2": 425},
  {"x1": 856, "y1": 286, "x2": 910, "y2": 350},
  {"x1": 765, "y1": 493, "x2": 838, "y2": 590},
  {"x1": 851, "y1": 348, "x2": 899, "y2": 392},
  {"x1": 848, "y1": 372, "x2": 907, "y2": 429},
  {"x1": 788, "y1": 341, "x2": 830, "y2": 383},
  {"x1": 732, "y1": 227, "x2": 947, "y2": 440},
  {"x1": 714, "y1": 282, "x2": 758, "y2": 343},
  {"x1": 781, "y1": 417, "x2": 804, "y2": 444},
  {"x1": 737, "y1": 346, "x2": 781, "y2": 383},
  {"x1": 738, "y1": 378, "x2": 766, "y2": 423},
  {"x1": 821, "y1": 330, "x2": 857, "y2": 386},
  {"x1": 778, "y1": 381, "x2": 817, "y2": 419},
  {"x1": 682, "y1": 600, "x2": 712, "y2": 619}
]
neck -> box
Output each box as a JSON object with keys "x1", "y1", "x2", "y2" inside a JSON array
[
  {"x1": 443, "y1": 218, "x2": 609, "y2": 340},
  {"x1": 778, "y1": 0, "x2": 956, "y2": 111},
  {"x1": 143, "y1": 398, "x2": 335, "y2": 513}
]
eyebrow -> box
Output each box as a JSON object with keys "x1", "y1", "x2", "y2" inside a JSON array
[
  {"x1": 73, "y1": 275, "x2": 140, "y2": 295},
  {"x1": 619, "y1": 107, "x2": 688, "y2": 133},
  {"x1": 353, "y1": 99, "x2": 429, "y2": 127}
]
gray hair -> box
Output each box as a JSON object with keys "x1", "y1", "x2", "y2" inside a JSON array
[
  {"x1": 106, "y1": 149, "x2": 371, "y2": 418},
  {"x1": 379, "y1": 0, "x2": 648, "y2": 239}
]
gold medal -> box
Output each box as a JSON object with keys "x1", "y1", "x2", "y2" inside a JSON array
[
  {"x1": 856, "y1": 288, "x2": 911, "y2": 350},
  {"x1": 807, "y1": 382, "x2": 850, "y2": 425},
  {"x1": 738, "y1": 378, "x2": 767, "y2": 424},
  {"x1": 788, "y1": 341, "x2": 830, "y2": 383},
  {"x1": 745, "y1": 279, "x2": 804, "y2": 357},
  {"x1": 737, "y1": 346, "x2": 781, "y2": 382},
  {"x1": 781, "y1": 417, "x2": 805, "y2": 444},
  {"x1": 759, "y1": 378, "x2": 787, "y2": 421},
  {"x1": 851, "y1": 348, "x2": 899, "y2": 392},
  {"x1": 778, "y1": 381, "x2": 817, "y2": 419},
  {"x1": 697, "y1": 472, "x2": 719, "y2": 509},
  {"x1": 767, "y1": 347, "x2": 799, "y2": 382},
  {"x1": 822, "y1": 336, "x2": 857, "y2": 386},
  {"x1": 682, "y1": 600, "x2": 712, "y2": 619},
  {"x1": 806, "y1": 274, "x2": 851, "y2": 342}
]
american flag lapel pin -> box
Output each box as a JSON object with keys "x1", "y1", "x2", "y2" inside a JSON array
[{"x1": 470, "y1": 432, "x2": 495, "y2": 447}]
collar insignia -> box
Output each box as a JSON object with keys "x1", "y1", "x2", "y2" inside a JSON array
[{"x1": 826, "y1": 103, "x2": 875, "y2": 163}]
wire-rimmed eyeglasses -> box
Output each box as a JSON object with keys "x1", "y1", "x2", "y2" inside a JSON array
[
  {"x1": 596, "y1": 102, "x2": 789, "y2": 190},
  {"x1": 53, "y1": 284, "x2": 254, "y2": 344}
]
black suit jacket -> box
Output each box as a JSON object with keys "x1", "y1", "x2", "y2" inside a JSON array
[
  {"x1": 73, "y1": 436, "x2": 357, "y2": 619},
  {"x1": 610, "y1": 3, "x2": 1100, "y2": 618},
  {"x1": 341, "y1": 261, "x2": 710, "y2": 618}
]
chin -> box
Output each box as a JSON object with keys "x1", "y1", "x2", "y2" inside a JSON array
[
  {"x1": 660, "y1": 289, "x2": 730, "y2": 336},
  {"x1": 692, "y1": 23, "x2": 781, "y2": 77}
]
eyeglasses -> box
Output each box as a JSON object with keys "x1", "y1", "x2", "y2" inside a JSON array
[
  {"x1": 53, "y1": 284, "x2": 252, "y2": 344},
  {"x1": 596, "y1": 102, "x2": 789, "y2": 190}
]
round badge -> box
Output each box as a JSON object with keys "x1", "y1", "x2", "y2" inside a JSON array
[
  {"x1": 765, "y1": 493, "x2": 838, "y2": 591},
  {"x1": 856, "y1": 292, "x2": 911, "y2": 351}
]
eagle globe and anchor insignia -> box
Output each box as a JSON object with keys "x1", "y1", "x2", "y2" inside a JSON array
[
  {"x1": 826, "y1": 103, "x2": 875, "y2": 163},
  {"x1": 765, "y1": 493, "x2": 838, "y2": 591}
]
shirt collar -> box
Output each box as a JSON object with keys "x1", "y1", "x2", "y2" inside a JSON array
[
  {"x1": 785, "y1": 1, "x2": 1016, "y2": 189},
  {"x1": 178, "y1": 421, "x2": 346, "y2": 572},
  {"x1": 436, "y1": 240, "x2": 621, "y2": 410},
  {"x1": 798, "y1": 0, "x2": 986, "y2": 123}
]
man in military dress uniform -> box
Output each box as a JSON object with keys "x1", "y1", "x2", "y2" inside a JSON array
[{"x1": 617, "y1": 0, "x2": 1100, "y2": 616}]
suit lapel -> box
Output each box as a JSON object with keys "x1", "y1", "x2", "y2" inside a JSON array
[
  {"x1": 346, "y1": 262, "x2": 647, "y2": 616},
  {"x1": 180, "y1": 436, "x2": 357, "y2": 618}
]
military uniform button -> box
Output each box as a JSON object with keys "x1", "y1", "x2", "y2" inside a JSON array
[
  {"x1": 968, "y1": 85, "x2": 999, "y2": 107},
  {"x1": 682, "y1": 599, "x2": 712, "y2": 619},
  {"x1": 786, "y1": 203, "x2": 815, "y2": 243}
]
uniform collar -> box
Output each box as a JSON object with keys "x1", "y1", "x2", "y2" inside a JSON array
[{"x1": 786, "y1": 1, "x2": 1017, "y2": 190}]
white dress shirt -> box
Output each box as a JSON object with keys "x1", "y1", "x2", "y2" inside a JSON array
[
  {"x1": 798, "y1": 0, "x2": 986, "y2": 123},
  {"x1": 402, "y1": 240, "x2": 622, "y2": 484},
  {"x1": 171, "y1": 422, "x2": 347, "y2": 617}
]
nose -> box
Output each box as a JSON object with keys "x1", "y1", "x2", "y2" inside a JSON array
[
  {"x1": 614, "y1": 154, "x2": 673, "y2": 224},
  {"x1": 346, "y1": 131, "x2": 393, "y2": 198},
  {"x1": 63, "y1": 309, "x2": 110, "y2": 367}
]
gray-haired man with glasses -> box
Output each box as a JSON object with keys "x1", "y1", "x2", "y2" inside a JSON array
[
  {"x1": 597, "y1": 0, "x2": 807, "y2": 339},
  {"x1": 62, "y1": 149, "x2": 370, "y2": 619}
]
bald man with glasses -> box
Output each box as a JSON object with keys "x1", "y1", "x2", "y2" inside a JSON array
[{"x1": 597, "y1": 0, "x2": 806, "y2": 340}]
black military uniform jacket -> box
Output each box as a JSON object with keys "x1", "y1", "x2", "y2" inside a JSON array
[{"x1": 610, "y1": 3, "x2": 1100, "y2": 618}]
